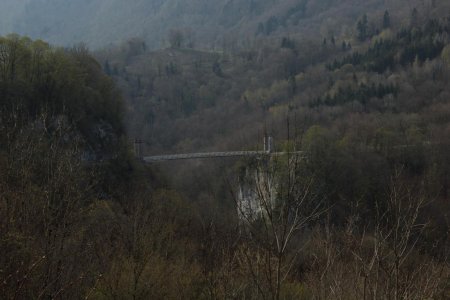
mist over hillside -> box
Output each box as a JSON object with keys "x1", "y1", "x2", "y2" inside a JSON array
[{"x1": 1, "y1": 0, "x2": 442, "y2": 49}]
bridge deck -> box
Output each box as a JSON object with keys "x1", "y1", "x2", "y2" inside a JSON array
[
  {"x1": 143, "y1": 151, "x2": 306, "y2": 162},
  {"x1": 141, "y1": 141, "x2": 437, "y2": 163},
  {"x1": 143, "y1": 151, "x2": 268, "y2": 162}
]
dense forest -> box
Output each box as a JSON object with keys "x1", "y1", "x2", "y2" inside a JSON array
[{"x1": 1, "y1": 0, "x2": 450, "y2": 299}]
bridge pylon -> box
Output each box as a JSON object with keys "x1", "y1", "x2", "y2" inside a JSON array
[
  {"x1": 264, "y1": 136, "x2": 273, "y2": 154},
  {"x1": 134, "y1": 139, "x2": 144, "y2": 160}
]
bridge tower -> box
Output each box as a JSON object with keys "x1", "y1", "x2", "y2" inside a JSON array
[
  {"x1": 134, "y1": 139, "x2": 143, "y2": 160},
  {"x1": 264, "y1": 136, "x2": 274, "y2": 154}
]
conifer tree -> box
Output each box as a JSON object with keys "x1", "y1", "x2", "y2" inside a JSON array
[
  {"x1": 383, "y1": 10, "x2": 391, "y2": 29},
  {"x1": 357, "y1": 14, "x2": 369, "y2": 41}
]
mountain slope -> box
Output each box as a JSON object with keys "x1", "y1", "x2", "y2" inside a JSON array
[
  {"x1": 95, "y1": 7, "x2": 450, "y2": 207},
  {"x1": 2, "y1": 0, "x2": 446, "y2": 49}
]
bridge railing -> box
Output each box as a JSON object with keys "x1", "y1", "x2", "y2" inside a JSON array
[
  {"x1": 143, "y1": 150, "x2": 269, "y2": 162},
  {"x1": 142, "y1": 150, "x2": 308, "y2": 163}
]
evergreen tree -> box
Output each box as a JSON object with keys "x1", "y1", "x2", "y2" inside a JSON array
[
  {"x1": 383, "y1": 10, "x2": 391, "y2": 29},
  {"x1": 411, "y1": 8, "x2": 419, "y2": 27},
  {"x1": 104, "y1": 60, "x2": 111, "y2": 75},
  {"x1": 357, "y1": 14, "x2": 369, "y2": 41}
]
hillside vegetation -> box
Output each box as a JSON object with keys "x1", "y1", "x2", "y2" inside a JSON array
[
  {"x1": 1, "y1": 1, "x2": 449, "y2": 299},
  {"x1": 92, "y1": 5, "x2": 450, "y2": 298},
  {"x1": 1, "y1": 0, "x2": 447, "y2": 49},
  {"x1": 98, "y1": 5, "x2": 450, "y2": 201}
]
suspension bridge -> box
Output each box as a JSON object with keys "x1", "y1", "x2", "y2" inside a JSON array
[
  {"x1": 135, "y1": 137, "x2": 303, "y2": 163},
  {"x1": 135, "y1": 137, "x2": 435, "y2": 163}
]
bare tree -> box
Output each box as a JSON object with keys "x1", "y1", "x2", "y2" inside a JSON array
[
  {"x1": 235, "y1": 151, "x2": 325, "y2": 300},
  {"x1": 371, "y1": 168, "x2": 445, "y2": 299},
  {"x1": 304, "y1": 168, "x2": 449, "y2": 299},
  {"x1": 0, "y1": 114, "x2": 99, "y2": 299}
]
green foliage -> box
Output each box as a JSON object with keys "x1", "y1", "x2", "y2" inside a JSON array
[
  {"x1": 383, "y1": 10, "x2": 391, "y2": 29},
  {"x1": 257, "y1": 16, "x2": 282, "y2": 36},
  {"x1": 312, "y1": 82, "x2": 398, "y2": 107},
  {"x1": 328, "y1": 18, "x2": 448, "y2": 73},
  {"x1": 0, "y1": 36, "x2": 133, "y2": 298},
  {"x1": 442, "y1": 44, "x2": 450, "y2": 66},
  {"x1": 1, "y1": 1, "x2": 450, "y2": 298},
  {"x1": 281, "y1": 37, "x2": 296, "y2": 49},
  {"x1": 357, "y1": 14, "x2": 369, "y2": 41},
  {"x1": 0, "y1": 2, "x2": 449, "y2": 298},
  {"x1": 0, "y1": 35, "x2": 125, "y2": 156}
]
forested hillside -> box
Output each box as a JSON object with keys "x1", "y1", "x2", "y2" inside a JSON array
[
  {"x1": 95, "y1": 6, "x2": 450, "y2": 297},
  {"x1": 1, "y1": 0, "x2": 450, "y2": 299},
  {"x1": 2, "y1": 0, "x2": 447, "y2": 49},
  {"x1": 98, "y1": 5, "x2": 450, "y2": 200},
  {"x1": 0, "y1": 35, "x2": 138, "y2": 297}
]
